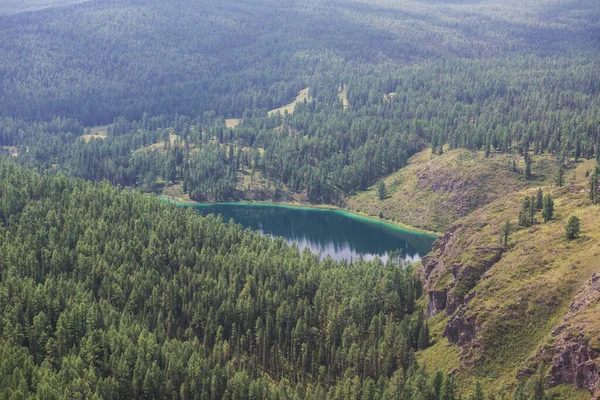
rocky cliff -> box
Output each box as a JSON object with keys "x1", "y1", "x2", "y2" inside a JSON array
[{"x1": 418, "y1": 166, "x2": 600, "y2": 397}]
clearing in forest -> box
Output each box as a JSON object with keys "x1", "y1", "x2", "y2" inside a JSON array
[
  {"x1": 268, "y1": 87, "x2": 310, "y2": 117},
  {"x1": 338, "y1": 85, "x2": 349, "y2": 110},
  {"x1": 80, "y1": 125, "x2": 109, "y2": 143},
  {"x1": 136, "y1": 134, "x2": 181, "y2": 153},
  {"x1": 225, "y1": 118, "x2": 242, "y2": 128},
  {"x1": 1, "y1": 146, "x2": 18, "y2": 157}
]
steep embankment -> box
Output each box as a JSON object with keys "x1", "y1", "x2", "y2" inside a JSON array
[
  {"x1": 347, "y1": 148, "x2": 557, "y2": 233},
  {"x1": 416, "y1": 156, "x2": 600, "y2": 398}
]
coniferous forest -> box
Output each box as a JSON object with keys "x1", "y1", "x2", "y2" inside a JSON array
[
  {"x1": 1, "y1": 0, "x2": 598, "y2": 203},
  {"x1": 0, "y1": 0, "x2": 599, "y2": 398},
  {"x1": 0, "y1": 161, "x2": 439, "y2": 398}
]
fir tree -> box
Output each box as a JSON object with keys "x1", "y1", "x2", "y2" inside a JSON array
[
  {"x1": 418, "y1": 322, "x2": 430, "y2": 350},
  {"x1": 378, "y1": 181, "x2": 387, "y2": 200},
  {"x1": 440, "y1": 376, "x2": 456, "y2": 400},
  {"x1": 566, "y1": 216, "x2": 581, "y2": 240},
  {"x1": 542, "y1": 194, "x2": 554, "y2": 223},
  {"x1": 590, "y1": 168, "x2": 599, "y2": 205},
  {"x1": 501, "y1": 219, "x2": 511, "y2": 247},
  {"x1": 536, "y1": 188, "x2": 543, "y2": 211},
  {"x1": 556, "y1": 164, "x2": 564, "y2": 187},
  {"x1": 528, "y1": 363, "x2": 547, "y2": 400},
  {"x1": 529, "y1": 194, "x2": 536, "y2": 224},
  {"x1": 470, "y1": 381, "x2": 485, "y2": 400},
  {"x1": 524, "y1": 152, "x2": 532, "y2": 179},
  {"x1": 519, "y1": 197, "x2": 533, "y2": 227}
]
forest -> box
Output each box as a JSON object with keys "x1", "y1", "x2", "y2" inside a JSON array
[
  {"x1": 0, "y1": 160, "x2": 554, "y2": 399},
  {"x1": 0, "y1": 0, "x2": 598, "y2": 202},
  {"x1": 0, "y1": 0, "x2": 599, "y2": 397}
]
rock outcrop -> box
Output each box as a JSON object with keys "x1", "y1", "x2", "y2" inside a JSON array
[
  {"x1": 420, "y1": 225, "x2": 461, "y2": 283},
  {"x1": 520, "y1": 273, "x2": 600, "y2": 396},
  {"x1": 550, "y1": 338, "x2": 598, "y2": 394},
  {"x1": 443, "y1": 310, "x2": 477, "y2": 346},
  {"x1": 419, "y1": 222, "x2": 503, "y2": 320},
  {"x1": 427, "y1": 290, "x2": 447, "y2": 317},
  {"x1": 419, "y1": 225, "x2": 461, "y2": 318}
]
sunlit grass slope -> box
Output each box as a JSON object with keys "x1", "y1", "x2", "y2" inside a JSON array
[{"x1": 347, "y1": 148, "x2": 558, "y2": 233}]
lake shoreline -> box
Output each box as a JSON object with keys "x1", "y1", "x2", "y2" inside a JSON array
[{"x1": 155, "y1": 195, "x2": 440, "y2": 238}]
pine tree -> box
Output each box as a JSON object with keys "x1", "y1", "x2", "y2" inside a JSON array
[
  {"x1": 590, "y1": 168, "x2": 599, "y2": 205},
  {"x1": 556, "y1": 164, "x2": 564, "y2": 187},
  {"x1": 542, "y1": 194, "x2": 554, "y2": 223},
  {"x1": 529, "y1": 194, "x2": 536, "y2": 225},
  {"x1": 440, "y1": 376, "x2": 456, "y2": 400},
  {"x1": 524, "y1": 152, "x2": 532, "y2": 179},
  {"x1": 378, "y1": 181, "x2": 386, "y2": 200},
  {"x1": 519, "y1": 197, "x2": 533, "y2": 227},
  {"x1": 528, "y1": 363, "x2": 547, "y2": 400},
  {"x1": 501, "y1": 219, "x2": 511, "y2": 247},
  {"x1": 536, "y1": 188, "x2": 543, "y2": 211},
  {"x1": 418, "y1": 322, "x2": 429, "y2": 350},
  {"x1": 565, "y1": 216, "x2": 581, "y2": 240},
  {"x1": 513, "y1": 381, "x2": 526, "y2": 400},
  {"x1": 470, "y1": 381, "x2": 485, "y2": 400}
]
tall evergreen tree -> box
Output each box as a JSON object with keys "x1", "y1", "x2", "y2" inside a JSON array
[
  {"x1": 440, "y1": 376, "x2": 456, "y2": 400},
  {"x1": 501, "y1": 219, "x2": 511, "y2": 247},
  {"x1": 524, "y1": 152, "x2": 532, "y2": 179},
  {"x1": 519, "y1": 197, "x2": 534, "y2": 227},
  {"x1": 590, "y1": 168, "x2": 599, "y2": 205},
  {"x1": 566, "y1": 216, "x2": 581, "y2": 240},
  {"x1": 556, "y1": 164, "x2": 564, "y2": 187},
  {"x1": 536, "y1": 188, "x2": 543, "y2": 211},
  {"x1": 542, "y1": 194, "x2": 554, "y2": 223},
  {"x1": 378, "y1": 181, "x2": 387, "y2": 201},
  {"x1": 528, "y1": 364, "x2": 547, "y2": 400},
  {"x1": 418, "y1": 322, "x2": 430, "y2": 350},
  {"x1": 469, "y1": 381, "x2": 485, "y2": 400}
]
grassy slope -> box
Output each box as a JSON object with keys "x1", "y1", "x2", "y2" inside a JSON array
[
  {"x1": 267, "y1": 87, "x2": 310, "y2": 117},
  {"x1": 417, "y1": 156, "x2": 599, "y2": 398},
  {"x1": 80, "y1": 125, "x2": 109, "y2": 142},
  {"x1": 346, "y1": 148, "x2": 557, "y2": 233}
]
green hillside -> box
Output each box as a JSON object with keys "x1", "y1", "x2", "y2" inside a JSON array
[
  {"x1": 347, "y1": 148, "x2": 558, "y2": 233},
  {"x1": 416, "y1": 155, "x2": 600, "y2": 397}
]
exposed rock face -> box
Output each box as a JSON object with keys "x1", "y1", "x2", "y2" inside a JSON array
[
  {"x1": 420, "y1": 223, "x2": 503, "y2": 320},
  {"x1": 550, "y1": 339, "x2": 598, "y2": 394},
  {"x1": 427, "y1": 290, "x2": 447, "y2": 317},
  {"x1": 419, "y1": 220, "x2": 508, "y2": 371},
  {"x1": 549, "y1": 273, "x2": 600, "y2": 396},
  {"x1": 420, "y1": 225, "x2": 461, "y2": 283},
  {"x1": 419, "y1": 225, "x2": 461, "y2": 318},
  {"x1": 443, "y1": 310, "x2": 477, "y2": 346},
  {"x1": 521, "y1": 273, "x2": 600, "y2": 396}
]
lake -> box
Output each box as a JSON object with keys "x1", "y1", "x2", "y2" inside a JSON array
[{"x1": 193, "y1": 203, "x2": 437, "y2": 262}]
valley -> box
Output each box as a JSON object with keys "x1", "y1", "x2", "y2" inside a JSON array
[{"x1": 0, "y1": 0, "x2": 598, "y2": 398}]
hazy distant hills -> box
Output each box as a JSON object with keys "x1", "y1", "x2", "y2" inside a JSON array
[{"x1": 0, "y1": 0, "x2": 90, "y2": 15}]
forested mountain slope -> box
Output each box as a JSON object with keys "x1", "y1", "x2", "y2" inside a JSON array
[
  {"x1": 0, "y1": 0, "x2": 599, "y2": 397},
  {"x1": 1, "y1": 0, "x2": 599, "y2": 206},
  {"x1": 0, "y1": 160, "x2": 488, "y2": 399},
  {"x1": 0, "y1": 0, "x2": 89, "y2": 15}
]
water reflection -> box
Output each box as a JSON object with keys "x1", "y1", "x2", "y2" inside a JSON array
[{"x1": 194, "y1": 203, "x2": 436, "y2": 262}]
